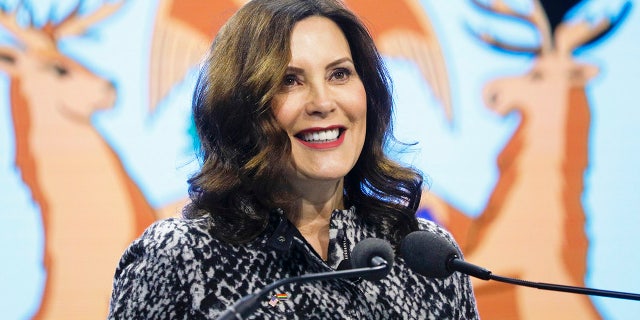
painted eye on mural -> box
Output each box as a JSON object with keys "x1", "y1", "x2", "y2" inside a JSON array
[
  {"x1": 528, "y1": 69, "x2": 543, "y2": 81},
  {"x1": 51, "y1": 63, "x2": 69, "y2": 77},
  {"x1": 569, "y1": 68, "x2": 584, "y2": 81},
  {"x1": 0, "y1": 53, "x2": 15, "y2": 64}
]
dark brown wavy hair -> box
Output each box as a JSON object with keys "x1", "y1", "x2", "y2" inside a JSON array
[{"x1": 184, "y1": 0, "x2": 423, "y2": 246}]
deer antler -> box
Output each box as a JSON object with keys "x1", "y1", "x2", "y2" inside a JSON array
[
  {"x1": 470, "y1": 0, "x2": 553, "y2": 54},
  {"x1": 0, "y1": 1, "x2": 24, "y2": 37},
  {"x1": 555, "y1": 20, "x2": 608, "y2": 55},
  {"x1": 0, "y1": 0, "x2": 57, "y2": 50},
  {"x1": 0, "y1": 0, "x2": 126, "y2": 50},
  {"x1": 473, "y1": 32, "x2": 542, "y2": 54},
  {"x1": 52, "y1": 0, "x2": 126, "y2": 39},
  {"x1": 555, "y1": 1, "x2": 632, "y2": 54}
]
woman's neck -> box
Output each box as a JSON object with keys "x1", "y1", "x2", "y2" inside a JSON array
[{"x1": 286, "y1": 179, "x2": 345, "y2": 260}]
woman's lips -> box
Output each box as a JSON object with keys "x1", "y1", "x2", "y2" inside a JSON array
[{"x1": 295, "y1": 126, "x2": 346, "y2": 149}]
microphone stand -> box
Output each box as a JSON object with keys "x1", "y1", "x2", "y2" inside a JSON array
[
  {"x1": 216, "y1": 259, "x2": 388, "y2": 320},
  {"x1": 449, "y1": 257, "x2": 640, "y2": 301}
]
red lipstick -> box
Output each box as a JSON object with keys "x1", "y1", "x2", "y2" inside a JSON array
[{"x1": 295, "y1": 126, "x2": 345, "y2": 149}]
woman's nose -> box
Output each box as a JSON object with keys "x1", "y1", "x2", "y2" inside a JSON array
[{"x1": 305, "y1": 82, "x2": 335, "y2": 116}]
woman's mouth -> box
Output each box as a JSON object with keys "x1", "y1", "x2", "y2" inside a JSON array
[{"x1": 295, "y1": 126, "x2": 346, "y2": 149}]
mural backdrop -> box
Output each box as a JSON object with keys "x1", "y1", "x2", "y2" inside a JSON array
[{"x1": 1, "y1": 0, "x2": 639, "y2": 319}]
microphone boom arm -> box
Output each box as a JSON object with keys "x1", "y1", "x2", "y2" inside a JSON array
[
  {"x1": 489, "y1": 273, "x2": 640, "y2": 301},
  {"x1": 448, "y1": 256, "x2": 640, "y2": 301}
]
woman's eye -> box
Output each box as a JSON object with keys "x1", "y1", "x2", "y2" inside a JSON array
[
  {"x1": 331, "y1": 68, "x2": 352, "y2": 81},
  {"x1": 282, "y1": 74, "x2": 299, "y2": 87}
]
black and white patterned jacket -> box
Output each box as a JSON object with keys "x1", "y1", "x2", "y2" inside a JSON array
[{"x1": 108, "y1": 207, "x2": 479, "y2": 319}]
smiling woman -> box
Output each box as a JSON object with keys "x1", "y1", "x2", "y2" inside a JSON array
[
  {"x1": 272, "y1": 16, "x2": 368, "y2": 259},
  {"x1": 107, "y1": 0, "x2": 479, "y2": 319}
]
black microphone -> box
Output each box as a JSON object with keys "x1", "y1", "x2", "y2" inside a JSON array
[
  {"x1": 400, "y1": 230, "x2": 640, "y2": 301},
  {"x1": 216, "y1": 237, "x2": 395, "y2": 320}
]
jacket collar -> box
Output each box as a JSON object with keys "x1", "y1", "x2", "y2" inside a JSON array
[{"x1": 265, "y1": 206, "x2": 358, "y2": 253}]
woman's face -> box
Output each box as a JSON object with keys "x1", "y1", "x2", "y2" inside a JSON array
[{"x1": 272, "y1": 16, "x2": 367, "y2": 185}]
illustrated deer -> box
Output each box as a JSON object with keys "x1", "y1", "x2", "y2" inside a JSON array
[
  {"x1": 0, "y1": 1, "x2": 162, "y2": 318},
  {"x1": 420, "y1": 0, "x2": 631, "y2": 319}
]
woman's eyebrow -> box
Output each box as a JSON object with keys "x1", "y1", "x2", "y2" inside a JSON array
[
  {"x1": 284, "y1": 66, "x2": 304, "y2": 74},
  {"x1": 285, "y1": 57, "x2": 355, "y2": 74},
  {"x1": 326, "y1": 57, "x2": 354, "y2": 69}
]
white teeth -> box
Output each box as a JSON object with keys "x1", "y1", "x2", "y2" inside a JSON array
[{"x1": 301, "y1": 128, "x2": 340, "y2": 142}]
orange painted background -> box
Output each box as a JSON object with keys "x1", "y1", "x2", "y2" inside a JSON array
[{"x1": 1, "y1": 0, "x2": 639, "y2": 319}]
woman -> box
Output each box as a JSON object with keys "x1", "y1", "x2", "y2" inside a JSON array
[{"x1": 108, "y1": 0, "x2": 478, "y2": 319}]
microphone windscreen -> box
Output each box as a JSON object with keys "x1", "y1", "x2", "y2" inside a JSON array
[
  {"x1": 351, "y1": 238, "x2": 395, "y2": 281},
  {"x1": 400, "y1": 231, "x2": 457, "y2": 278}
]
